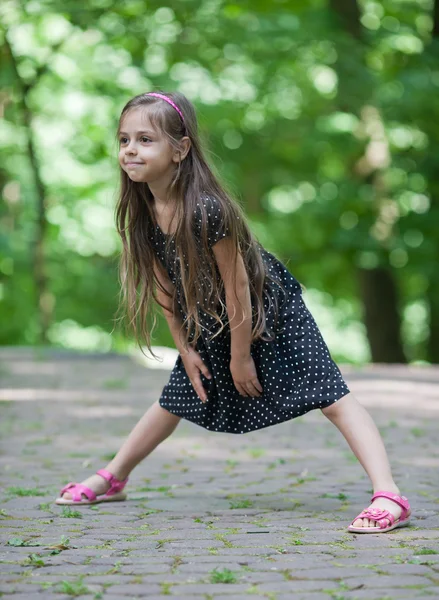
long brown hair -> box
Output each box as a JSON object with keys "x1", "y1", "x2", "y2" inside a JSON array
[{"x1": 115, "y1": 91, "x2": 284, "y2": 355}]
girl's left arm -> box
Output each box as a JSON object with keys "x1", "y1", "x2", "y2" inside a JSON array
[{"x1": 213, "y1": 238, "x2": 263, "y2": 398}]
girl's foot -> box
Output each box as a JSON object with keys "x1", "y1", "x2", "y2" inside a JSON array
[
  {"x1": 60, "y1": 473, "x2": 110, "y2": 501},
  {"x1": 55, "y1": 469, "x2": 128, "y2": 505},
  {"x1": 349, "y1": 488, "x2": 411, "y2": 533},
  {"x1": 352, "y1": 492, "x2": 401, "y2": 528}
]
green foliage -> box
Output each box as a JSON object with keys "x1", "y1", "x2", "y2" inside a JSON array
[
  {"x1": 229, "y1": 498, "x2": 253, "y2": 509},
  {"x1": 23, "y1": 553, "x2": 46, "y2": 567},
  {"x1": 1, "y1": 0, "x2": 438, "y2": 362},
  {"x1": 6, "y1": 486, "x2": 46, "y2": 497},
  {"x1": 209, "y1": 567, "x2": 239, "y2": 583},
  {"x1": 60, "y1": 506, "x2": 83, "y2": 519},
  {"x1": 56, "y1": 577, "x2": 90, "y2": 596},
  {"x1": 8, "y1": 537, "x2": 41, "y2": 547}
]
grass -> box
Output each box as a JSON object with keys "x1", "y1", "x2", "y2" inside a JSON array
[
  {"x1": 56, "y1": 577, "x2": 90, "y2": 596},
  {"x1": 250, "y1": 517, "x2": 268, "y2": 528},
  {"x1": 214, "y1": 534, "x2": 234, "y2": 548},
  {"x1": 417, "y1": 548, "x2": 438, "y2": 555},
  {"x1": 209, "y1": 567, "x2": 239, "y2": 583},
  {"x1": 155, "y1": 538, "x2": 175, "y2": 549},
  {"x1": 171, "y1": 555, "x2": 183, "y2": 573},
  {"x1": 289, "y1": 538, "x2": 304, "y2": 545},
  {"x1": 100, "y1": 451, "x2": 117, "y2": 461},
  {"x1": 248, "y1": 447, "x2": 265, "y2": 458},
  {"x1": 66, "y1": 452, "x2": 90, "y2": 459},
  {"x1": 6, "y1": 486, "x2": 47, "y2": 497},
  {"x1": 47, "y1": 535, "x2": 73, "y2": 554},
  {"x1": 229, "y1": 498, "x2": 253, "y2": 509},
  {"x1": 342, "y1": 451, "x2": 358, "y2": 464},
  {"x1": 105, "y1": 561, "x2": 122, "y2": 574},
  {"x1": 410, "y1": 427, "x2": 425, "y2": 437},
  {"x1": 160, "y1": 582, "x2": 173, "y2": 595},
  {"x1": 60, "y1": 506, "x2": 83, "y2": 519},
  {"x1": 27, "y1": 436, "x2": 53, "y2": 446},
  {"x1": 224, "y1": 459, "x2": 239, "y2": 472},
  {"x1": 137, "y1": 508, "x2": 163, "y2": 518},
  {"x1": 280, "y1": 569, "x2": 295, "y2": 581},
  {"x1": 136, "y1": 485, "x2": 172, "y2": 493},
  {"x1": 102, "y1": 378, "x2": 128, "y2": 389},
  {"x1": 23, "y1": 553, "x2": 46, "y2": 567},
  {"x1": 321, "y1": 492, "x2": 350, "y2": 501}
]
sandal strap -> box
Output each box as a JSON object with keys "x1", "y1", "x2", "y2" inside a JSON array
[
  {"x1": 60, "y1": 482, "x2": 96, "y2": 502},
  {"x1": 96, "y1": 468, "x2": 128, "y2": 495},
  {"x1": 371, "y1": 491, "x2": 410, "y2": 520},
  {"x1": 355, "y1": 507, "x2": 395, "y2": 529}
]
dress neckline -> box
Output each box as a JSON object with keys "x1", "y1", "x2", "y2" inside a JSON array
[{"x1": 155, "y1": 223, "x2": 175, "y2": 238}]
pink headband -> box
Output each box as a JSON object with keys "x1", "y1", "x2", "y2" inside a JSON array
[{"x1": 146, "y1": 93, "x2": 185, "y2": 123}]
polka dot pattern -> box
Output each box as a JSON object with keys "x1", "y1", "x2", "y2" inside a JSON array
[{"x1": 152, "y1": 197, "x2": 350, "y2": 434}]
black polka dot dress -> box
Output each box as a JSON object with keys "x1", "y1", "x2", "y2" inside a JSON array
[{"x1": 153, "y1": 197, "x2": 350, "y2": 434}]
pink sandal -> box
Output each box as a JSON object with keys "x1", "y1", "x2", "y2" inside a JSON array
[
  {"x1": 55, "y1": 469, "x2": 128, "y2": 505},
  {"x1": 348, "y1": 490, "x2": 411, "y2": 533}
]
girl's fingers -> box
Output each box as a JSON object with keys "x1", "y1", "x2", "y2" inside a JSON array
[
  {"x1": 235, "y1": 383, "x2": 248, "y2": 397},
  {"x1": 235, "y1": 380, "x2": 263, "y2": 398},
  {"x1": 252, "y1": 378, "x2": 263, "y2": 393},
  {"x1": 190, "y1": 371, "x2": 207, "y2": 403},
  {"x1": 194, "y1": 357, "x2": 212, "y2": 380},
  {"x1": 246, "y1": 381, "x2": 262, "y2": 397},
  {"x1": 200, "y1": 364, "x2": 212, "y2": 379}
]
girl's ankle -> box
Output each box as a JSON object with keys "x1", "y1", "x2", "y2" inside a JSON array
[
  {"x1": 104, "y1": 464, "x2": 129, "y2": 481},
  {"x1": 372, "y1": 483, "x2": 400, "y2": 495}
]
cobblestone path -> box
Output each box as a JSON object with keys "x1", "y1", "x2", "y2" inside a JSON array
[{"x1": 1, "y1": 348, "x2": 438, "y2": 599}]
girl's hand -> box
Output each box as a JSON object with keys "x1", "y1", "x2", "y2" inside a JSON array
[
  {"x1": 180, "y1": 347, "x2": 212, "y2": 403},
  {"x1": 230, "y1": 355, "x2": 263, "y2": 398}
]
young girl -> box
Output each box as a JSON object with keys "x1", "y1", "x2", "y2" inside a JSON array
[{"x1": 56, "y1": 91, "x2": 411, "y2": 533}]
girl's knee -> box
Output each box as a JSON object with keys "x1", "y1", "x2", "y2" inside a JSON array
[{"x1": 321, "y1": 392, "x2": 353, "y2": 419}]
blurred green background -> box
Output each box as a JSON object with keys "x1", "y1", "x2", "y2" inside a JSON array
[{"x1": 1, "y1": 0, "x2": 438, "y2": 365}]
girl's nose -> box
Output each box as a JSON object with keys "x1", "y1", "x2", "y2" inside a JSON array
[{"x1": 126, "y1": 142, "x2": 137, "y2": 154}]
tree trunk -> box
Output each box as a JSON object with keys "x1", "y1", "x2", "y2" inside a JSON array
[
  {"x1": 329, "y1": 0, "x2": 362, "y2": 39},
  {"x1": 329, "y1": 0, "x2": 407, "y2": 362},
  {"x1": 4, "y1": 33, "x2": 52, "y2": 344},
  {"x1": 426, "y1": 1, "x2": 439, "y2": 362},
  {"x1": 357, "y1": 268, "x2": 406, "y2": 363}
]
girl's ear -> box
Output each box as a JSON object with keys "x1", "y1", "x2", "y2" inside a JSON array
[{"x1": 172, "y1": 136, "x2": 191, "y2": 163}]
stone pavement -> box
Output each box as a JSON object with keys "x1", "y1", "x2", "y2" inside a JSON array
[{"x1": 0, "y1": 347, "x2": 438, "y2": 600}]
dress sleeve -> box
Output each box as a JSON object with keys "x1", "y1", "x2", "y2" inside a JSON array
[{"x1": 203, "y1": 197, "x2": 231, "y2": 248}]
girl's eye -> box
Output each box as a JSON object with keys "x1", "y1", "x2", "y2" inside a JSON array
[
  {"x1": 119, "y1": 137, "x2": 128, "y2": 145},
  {"x1": 140, "y1": 136, "x2": 151, "y2": 143}
]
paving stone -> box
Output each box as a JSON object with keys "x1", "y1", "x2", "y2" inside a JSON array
[
  {"x1": 1, "y1": 350, "x2": 438, "y2": 600},
  {"x1": 344, "y1": 574, "x2": 434, "y2": 588},
  {"x1": 351, "y1": 588, "x2": 438, "y2": 599}
]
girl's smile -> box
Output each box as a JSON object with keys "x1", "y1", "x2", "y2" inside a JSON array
[{"x1": 118, "y1": 108, "x2": 177, "y2": 187}]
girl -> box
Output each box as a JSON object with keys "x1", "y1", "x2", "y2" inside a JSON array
[{"x1": 56, "y1": 91, "x2": 411, "y2": 534}]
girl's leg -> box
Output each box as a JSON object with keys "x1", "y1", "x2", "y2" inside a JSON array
[
  {"x1": 61, "y1": 401, "x2": 180, "y2": 500},
  {"x1": 321, "y1": 393, "x2": 402, "y2": 529}
]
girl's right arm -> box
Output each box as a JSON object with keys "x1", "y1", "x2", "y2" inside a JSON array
[
  {"x1": 153, "y1": 260, "x2": 186, "y2": 354},
  {"x1": 154, "y1": 260, "x2": 212, "y2": 402}
]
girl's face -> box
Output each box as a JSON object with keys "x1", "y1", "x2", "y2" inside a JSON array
[{"x1": 118, "y1": 107, "x2": 178, "y2": 185}]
